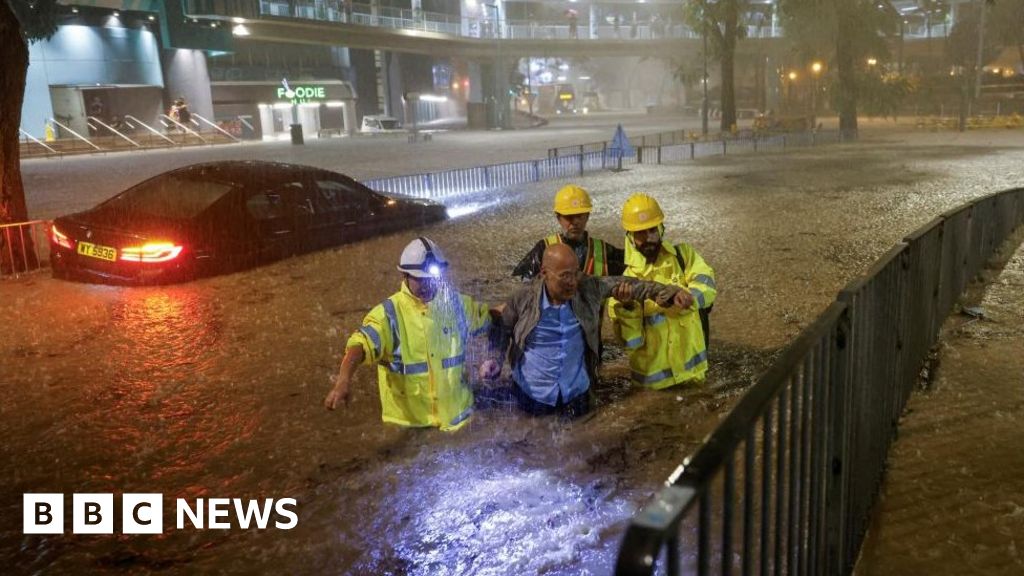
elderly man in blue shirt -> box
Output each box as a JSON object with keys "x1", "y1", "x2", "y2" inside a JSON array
[{"x1": 485, "y1": 243, "x2": 689, "y2": 417}]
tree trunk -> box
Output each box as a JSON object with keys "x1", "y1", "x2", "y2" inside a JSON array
[
  {"x1": 834, "y1": 0, "x2": 858, "y2": 137},
  {"x1": 718, "y1": 0, "x2": 738, "y2": 132},
  {"x1": 0, "y1": 0, "x2": 37, "y2": 272}
]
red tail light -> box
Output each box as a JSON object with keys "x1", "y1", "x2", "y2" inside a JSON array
[
  {"x1": 51, "y1": 224, "x2": 74, "y2": 249},
  {"x1": 119, "y1": 242, "x2": 184, "y2": 263}
]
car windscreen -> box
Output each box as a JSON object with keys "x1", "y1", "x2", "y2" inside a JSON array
[{"x1": 104, "y1": 173, "x2": 237, "y2": 219}]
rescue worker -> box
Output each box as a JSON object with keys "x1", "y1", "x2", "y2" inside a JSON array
[
  {"x1": 486, "y1": 244, "x2": 687, "y2": 417},
  {"x1": 512, "y1": 184, "x2": 626, "y2": 279},
  {"x1": 324, "y1": 237, "x2": 496, "y2": 431},
  {"x1": 609, "y1": 194, "x2": 716, "y2": 388}
]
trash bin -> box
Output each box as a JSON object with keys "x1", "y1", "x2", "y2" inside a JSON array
[{"x1": 290, "y1": 123, "x2": 304, "y2": 145}]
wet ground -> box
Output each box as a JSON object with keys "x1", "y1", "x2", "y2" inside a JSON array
[
  {"x1": 2, "y1": 126, "x2": 1024, "y2": 574},
  {"x1": 855, "y1": 233, "x2": 1024, "y2": 576}
]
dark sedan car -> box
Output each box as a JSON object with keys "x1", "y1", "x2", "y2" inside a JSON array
[{"x1": 50, "y1": 161, "x2": 448, "y2": 284}]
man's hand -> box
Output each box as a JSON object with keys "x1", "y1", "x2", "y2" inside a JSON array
[
  {"x1": 611, "y1": 282, "x2": 635, "y2": 304},
  {"x1": 479, "y1": 359, "x2": 501, "y2": 381},
  {"x1": 672, "y1": 289, "x2": 695, "y2": 310},
  {"x1": 324, "y1": 375, "x2": 351, "y2": 410}
]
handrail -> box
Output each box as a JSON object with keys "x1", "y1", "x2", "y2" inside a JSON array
[
  {"x1": 124, "y1": 114, "x2": 177, "y2": 145},
  {"x1": 237, "y1": 115, "x2": 256, "y2": 132},
  {"x1": 192, "y1": 112, "x2": 241, "y2": 142},
  {"x1": 18, "y1": 128, "x2": 57, "y2": 154},
  {"x1": 87, "y1": 116, "x2": 141, "y2": 148},
  {"x1": 159, "y1": 113, "x2": 208, "y2": 143},
  {"x1": 47, "y1": 118, "x2": 102, "y2": 151}
]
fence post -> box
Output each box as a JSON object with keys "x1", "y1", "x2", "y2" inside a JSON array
[
  {"x1": 578, "y1": 146, "x2": 585, "y2": 176},
  {"x1": 824, "y1": 307, "x2": 853, "y2": 576},
  {"x1": 533, "y1": 160, "x2": 540, "y2": 182},
  {"x1": 690, "y1": 142, "x2": 695, "y2": 160},
  {"x1": 754, "y1": 136, "x2": 758, "y2": 153},
  {"x1": 602, "y1": 142, "x2": 607, "y2": 169},
  {"x1": 723, "y1": 140, "x2": 727, "y2": 156},
  {"x1": 657, "y1": 145, "x2": 662, "y2": 165},
  {"x1": 423, "y1": 173, "x2": 433, "y2": 197},
  {"x1": 638, "y1": 146, "x2": 644, "y2": 164},
  {"x1": 484, "y1": 166, "x2": 492, "y2": 189}
]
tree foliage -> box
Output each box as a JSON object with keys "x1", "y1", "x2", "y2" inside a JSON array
[
  {"x1": 9, "y1": 0, "x2": 60, "y2": 40},
  {"x1": 989, "y1": 0, "x2": 1024, "y2": 70},
  {"x1": 778, "y1": 0, "x2": 900, "y2": 133}
]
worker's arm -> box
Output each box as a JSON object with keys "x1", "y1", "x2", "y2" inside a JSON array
[
  {"x1": 324, "y1": 305, "x2": 391, "y2": 410},
  {"x1": 598, "y1": 276, "x2": 692, "y2": 309},
  {"x1": 324, "y1": 345, "x2": 366, "y2": 410}
]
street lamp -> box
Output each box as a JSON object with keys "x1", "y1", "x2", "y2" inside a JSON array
[
  {"x1": 810, "y1": 61, "x2": 822, "y2": 117},
  {"x1": 786, "y1": 71, "x2": 797, "y2": 112}
]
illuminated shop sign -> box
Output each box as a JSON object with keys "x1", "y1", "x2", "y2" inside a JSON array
[{"x1": 277, "y1": 79, "x2": 326, "y2": 104}]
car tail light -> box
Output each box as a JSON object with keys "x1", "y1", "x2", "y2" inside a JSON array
[
  {"x1": 119, "y1": 242, "x2": 184, "y2": 263},
  {"x1": 51, "y1": 224, "x2": 74, "y2": 249}
]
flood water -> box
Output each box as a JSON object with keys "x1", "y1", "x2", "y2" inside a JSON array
[{"x1": 3, "y1": 132, "x2": 1023, "y2": 574}]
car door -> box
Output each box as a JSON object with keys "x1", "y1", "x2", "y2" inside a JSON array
[
  {"x1": 245, "y1": 181, "x2": 302, "y2": 261},
  {"x1": 312, "y1": 175, "x2": 386, "y2": 243}
]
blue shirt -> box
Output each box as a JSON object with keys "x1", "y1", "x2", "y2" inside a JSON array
[{"x1": 512, "y1": 287, "x2": 590, "y2": 406}]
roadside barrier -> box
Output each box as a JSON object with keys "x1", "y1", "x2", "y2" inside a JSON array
[
  {"x1": 0, "y1": 220, "x2": 50, "y2": 279},
  {"x1": 614, "y1": 187, "x2": 1024, "y2": 576},
  {"x1": 366, "y1": 130, "x2": 850, "y2": 200}
]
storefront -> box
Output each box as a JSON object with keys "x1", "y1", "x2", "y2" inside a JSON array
[{"x1": 211, "y1": 80, "x2": 357, "y2": 140}]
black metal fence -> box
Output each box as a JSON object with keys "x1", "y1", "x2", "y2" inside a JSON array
[
  {"x1": 367, "y1": 130, "x2": 851, "y2": 200},
  {"x1": 615, "y1": 187, "x2": 1024, "y2": 576}
]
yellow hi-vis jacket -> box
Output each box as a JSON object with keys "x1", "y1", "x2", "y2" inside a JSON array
[
  {"x1": 609, "y1": 240, "x2": 716, "y2": 388},
  {"x1": 347, "y1": 282, "x2": 492, "y2": 431},
  {"x1": 545, "y1": 233, "x2": 609, "y2": 276}
]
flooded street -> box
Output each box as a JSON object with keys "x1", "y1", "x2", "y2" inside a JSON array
[
  {"x1": 3, "y1": 130, "x2": 1024, "y2": 573},
  {"x1": 855, "y1": 232, "x2": 1024, "y2": 576}
]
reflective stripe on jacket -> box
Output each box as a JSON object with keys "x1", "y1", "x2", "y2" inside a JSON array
[
  {"x1": 544, "y1": 234, "x2": 608, "y2": 276},
  {"x1": 347, "y1": 282, "x2": 491, "y2": 431},
  {"x1": 609, "y1": 240, "x2": 716, "y2": 388}
]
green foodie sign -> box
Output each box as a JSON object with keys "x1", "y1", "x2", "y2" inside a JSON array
[{"x1": 277, "y1": 80, "x2": 326, "y2": 104}]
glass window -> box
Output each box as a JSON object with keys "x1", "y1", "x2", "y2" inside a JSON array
[
  {"x1": 315, "y1": 178, "x2": 374, "y2": 214},
  {"x1": 102, "y1": 173, "x2": 236, "y2": 219}
]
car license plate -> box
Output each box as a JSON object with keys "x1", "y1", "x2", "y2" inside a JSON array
[{"x1": 76, "y1": 241, "x2": 117, "y2": 262}]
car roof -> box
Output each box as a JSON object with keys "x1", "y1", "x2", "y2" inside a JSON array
[{"x1": 168, "y1": 160, "x2": 356, "y2": 184}]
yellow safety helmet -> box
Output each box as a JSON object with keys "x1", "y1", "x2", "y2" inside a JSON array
[
  {"x1": 621, "y1": 193, "x2": 665, "y2": 232},
  {"x1": 553, "y1": 184, "x2": 593, "y2": 215}
]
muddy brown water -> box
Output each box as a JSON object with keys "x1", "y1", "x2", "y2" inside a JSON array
[{"x1": 2, "y1": 132, "x2": 1023, "y2": 574}]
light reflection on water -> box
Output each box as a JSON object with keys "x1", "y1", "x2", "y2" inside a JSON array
[{"x1": 338, "y1": 445, "x2": 631, "y2": 576}]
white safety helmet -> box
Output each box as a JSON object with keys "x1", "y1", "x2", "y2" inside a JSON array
[{"x1": 397, "y1": 237, "x2": 449, "y2": 278}]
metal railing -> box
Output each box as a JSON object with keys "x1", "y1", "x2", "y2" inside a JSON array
[
  {"x1": 87, "y1": 116, "x2": 142, "y2": 148},
  {"x1": 614, "y1": 186, "x2": 1024, "y2": 576},
  {"x1": 19, "y1": 128, "x2": 57, "y2": 155},
  {"x1": 189, "y1": 0, "x2": 782, "y2": 40},
  {"x1": 365, "y1": 130, "x2": 849, "y2": 201},
  {"x1": 0, "y1": 220, "x2": 51, "y2": 279}
]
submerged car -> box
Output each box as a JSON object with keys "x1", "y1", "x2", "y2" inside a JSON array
[
  {"x1": 49, "y1": 161, "x2": 447, "y2": 284},
  {"x1": 360, "y1": 115, "x2": 403, "y2": 133}
]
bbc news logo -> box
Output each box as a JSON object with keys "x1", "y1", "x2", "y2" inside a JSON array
[{"x1": 23, "y1": 494, "x2": 298, "y2": 534}]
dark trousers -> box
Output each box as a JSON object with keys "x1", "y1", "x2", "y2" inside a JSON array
[{"x1": 512, "y1": 385, "x2": 591, "y2": 419}]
